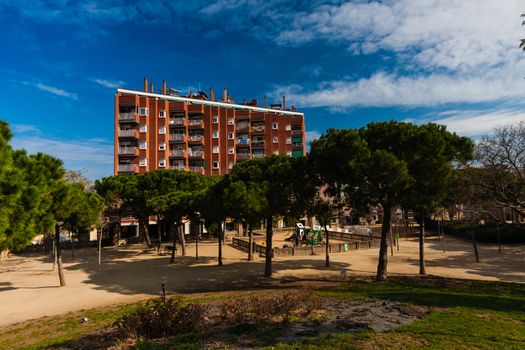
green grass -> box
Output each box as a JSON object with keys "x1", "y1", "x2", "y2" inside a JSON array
[{"x1": 1, "y1": 277, "x2": 525, "y2": 349}]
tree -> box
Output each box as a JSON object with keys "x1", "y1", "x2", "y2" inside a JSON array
[
  {"x1": 400, "y1": 123, "x2": 473, "y2": 275},
  {"x1": 308, "y1": 195, "x2": 333, "y2": 267},
  {"x1": 229, "y1": 155, "x2": 315, "y2": 277}
]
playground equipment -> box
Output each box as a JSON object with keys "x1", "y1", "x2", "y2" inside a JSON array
[
  {"x1": 306, "y1": 225, "x2": 323, "y2": 245},
  {"x1": 285, "y1": 223, "x2": 323, "y2": 246}
]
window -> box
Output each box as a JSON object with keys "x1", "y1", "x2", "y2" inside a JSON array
[
  {"x1": 285, "y1": 124, "x2": 291, "y2": 131},
  {"x1": 286, "y1": 137, "x2": 291, "y2": 144},
  {"x1": 228, "y1": 146, "x2": 234, "y2": 154},
  {"x1": 139, "y1": 107, "x2": 149, "y2": 116},
  {"x1": 212, "y1": 116, "x2": 219, "y2": 124},
  {"x1": 139, "y1": 140, "x2": 147, "y2": 149},
  {"x1": 212, "y1": 130, "x2": 219, "y2": 139},
  {"x1": 272, "y1": 122, "x2": 278, "y2": 130},
  {"x1": 159, "y1": 158, "x2": 166, "y2": 168},
  {"x1": 228, "y1": 118, "x2": 234, "y2": 125},
  {"x1": 213, "y1": 161, "x2": 220, "y2": 169},
  {"x1": 273, "y1": 136, "x2": 278, "y2": 144},
  {"x1": 159, "y1": 142, "x2": 166, "y2": 151},
  {"x1": 229, "y1": 161, "x2": 234, "y2": 170},
  {"x1": 139, "y1": 158, "x2": 148, "y2": 167},
  {"x1": 159, "y1": 110, "x2": 166, "y2": 118},
  {"x1": 228, "y1": 132, "x2": 234, "y2": 140},
  {"x1": 159, "y1": 126, "x2": 166, "y2": 134},
  {"x1": 213, "y1": 145, "x2": 219, "y2": 154},
  {"x1": 139, "y1": 124, "x2": 148, "y2": 133}
]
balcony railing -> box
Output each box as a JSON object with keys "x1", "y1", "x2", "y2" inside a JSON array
[
  {"x1": 169, "y1": 149, "x2": 185, "y2": 157},
  {"x1": 236, "y1": 138, "x2": 250, "y2": 145},
  {"x1": 291, "y1": 130, "x2": 302, "y2": 136},
  {"x1": 118, "y1": 112, "x2": 137, "y2": 121},
  {"x1": 237, "y1": 153, "x2": 251, "y2": 160},
  {"x1": 236, "y1": 123, "x2": 250, "y2": 131},
  {"x1": 118, "y1": 147, "x2": 138, "y2": 155},
  {"x1": 251, "y1": 125, "x2": 265, "y2": 133},
  {"x1": 118, "y1": 129, "x2": 138, "y2": 138},
  {"x1": 252, "y1": 139, "x2": 265, "y2": 147},
  {"x1": 170, "y1": 164, "x2": 186, "y2": 170},
  {"x1": 188, "y1": 135, "x2": 203, "y2": 142},
  {"x1": 188, "y1": 150, "x2": 203, "y2": 157},
  {"x1": 292, "y1": 142, "x2": 303, "y2": 149},
  {"x1": 252, "y1": 153, "x2": 265, "y2": 158},
  {"x1": 169, "y1": 118, "x2": 184, "y2": 125},
  {"x1": 169, "y1": 134, "x2": 186, "y2": 142},
  {"x1": 190, "y1": 166, "x2": 204, "y2": 173},
  {"x1": 118, "y1": 164, "x2": 137, "y2": 172},
  {"x1": 188, "y1": 119, "x2": 203, "y2": 127}
]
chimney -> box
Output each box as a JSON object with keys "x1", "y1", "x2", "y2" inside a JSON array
[
  {"x1": 282, "y1": 96, "x2": 286, "y2": 110},
  {"x1": 143, "y1": 77, "x2": 148, "y2": 92},
  {"x1": 292, "y1": 104, "x2": 296, "y2": 112},
  {"x1": 150, "y1": 83, "x2": 154, "y2": 93},
  {"x1": 263, "y1": 96, "x2": 267, "y2": 108},
  {"x1": 243, "y1": 98, "x2": 246, "y2": 105},
  {"x1": 223, "y1": 87, "x2": 228, "y2": 102},
  {"x1": 162, "y1": 80, "x2": 167, "y2": 94},
  {"x1": 210, "y1": 88, "x2": 215, "y2": 101}
]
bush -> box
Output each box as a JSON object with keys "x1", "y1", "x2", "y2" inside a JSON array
[
  {"x1": 220, "y1": 289, "x2": 321, "y2": 323},
  {"x1": 113, "y1": 296, "x2": 209, "y2": 340}
]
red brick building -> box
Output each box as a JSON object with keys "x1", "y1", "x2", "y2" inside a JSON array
[{"x1": 115, "y1": 78, "x2": 306, "y2": 175}]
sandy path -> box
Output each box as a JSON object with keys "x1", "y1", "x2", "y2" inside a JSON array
[{"x1": 0, "y1": 236, "x2": 524, "y2": 327}]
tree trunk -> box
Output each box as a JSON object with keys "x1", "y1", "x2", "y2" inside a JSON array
[
  {"x1": 496, "y1": 222, "x2": 501, "y2": 254},
  {"x1": 248, "y1": 225, "x2": 254, "y2": 261},
  {"x1": 419, "y1": 216, "x2": 427, "y2": 275},
  {"x1": 139, "y1": 219, "x2": 152, "y2": 248},
  {"x1": 55, "y1": 224, "x2": 66, "y2": 287},
  {"x1": 157, "y1": 217, "x2": 162, "y2": 254},
  {"x1": 470, "y1": 226, "x2": 480, "y2": 263},
  {"x1": 218, "y1": 221, "x2": 223, "y2": 266},
  {"x1": 52, "y1": 239, "x2": 56, "y2": 271},
  {"x1": 324, "y1": 224, "x2": 330, "y2": 267},
  {"x1": 264, "y1": 216, "x2": 273, "y2": 277},
  {"x1": 376, "y1": 205, "x2": 391, "y2": 282},
  {"x1": 195, "y1": 222, "x2": 200, "y2": 260},
  {"x1": 71, "y1": 232, "x2": 75, "y2": 261},
  {"x1": 170, "y1": 222, "x2": 177, "y2": 264},
  {"x1": 179, "y1": 227, "x2": 186, "y2": 256}
]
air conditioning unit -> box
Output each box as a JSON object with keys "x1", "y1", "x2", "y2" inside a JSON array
[
  {"x1": 139, "y1": 107, "x2": 149, "y2": 116},
  {"x1": 159, "y1": 110, "x2": 166, "y2": 118}
]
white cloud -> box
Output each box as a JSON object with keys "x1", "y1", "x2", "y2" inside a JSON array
[
  {"x1": 34, "y1": 82, "x2": 78, "y2": 100},
  {"x1": 305, "y1": 130, "x2": 321, "y2": 144},
  {"x1": 10, "y1": 131, "x2": 113, "y2": 180},
  {"x1": 10, "y1": 124, "x2": 41, "y2": 135},
  {"x1": 91, "y1": 78, "x2": 125, "y2": 89},
  {"x1": 419, "y1": 109, "x2": 525, "y2": 137}
]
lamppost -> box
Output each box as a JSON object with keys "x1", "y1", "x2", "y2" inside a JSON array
[{"x1": 194, "y1": 211, "x2": 201, "y2": 260}]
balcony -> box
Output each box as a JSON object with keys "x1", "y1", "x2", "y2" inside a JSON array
[
  {"x1": 169, "y1": 118, "x2": 185, "y2": 126},
  {"x1": 291, "y1": 130, "x2": 302, "y2": 136},
  {"x1": 237, "y1": 153, "x2": 251, "y2": 160},
  {"x1": 189, "y1": 166, "x2": 204, "y2": 173},
  {"x1": 236, "y1": 122, "x2": 250, "y2": 131},
  {"x1": 118, "y1": 129, "x2": 138, "y2": 138},
  {"x1": 118, "y1": 147, "x2": 139, "y2": 156},
  {"x1": 118, "y1": 164, "x2": 138, "y2": 173},
  {"x1": 252, "y1": 139, "x2": 265, "y2": 148},
  {"x1": 188, "y1": 149, "x2": 203, "y2": 158},
  {"x1": 236, "y1": 138, "x2": 250, "y2": 146},
  {"x1": 292, "y1": 142, "x2": 303, "y2": 149},
  {"x1": 170, "y1": 164, "x2": 186, "y2": 170},
  {"x1": 252, "y1": 152, "x2": 265, "y2": 158},
  {"x1": 169, "y1": 134, "x2": 186, "y2": 142},
  {"x1": 169, "y1": 149, "x2": 185, "y2": 157},
  {"x1": 188, "y1": 135, "x2": 204, "y2": 143},
  {"x1": 188, "y1": 104, "x2": 204, "y2": 114},
  {"x1": 236, "y1": 110, "x2": 250, "y2": 119},
  {"x1": 251, "y1": 125, "x2": 265, "y2": 133},
  {"x1": 188, "y1": 119, "x2": 203, "y2": 128},
  {"x1": 118, "y1": 112, "x2": 138, "y2": 122}
]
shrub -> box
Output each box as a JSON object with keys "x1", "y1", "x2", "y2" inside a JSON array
[
  {"x1": 114, "y1": 296, "x2": 209, "y2": 340},
  {"x1": 219, "y1": 290, "x2": 321, "y2": 323}
]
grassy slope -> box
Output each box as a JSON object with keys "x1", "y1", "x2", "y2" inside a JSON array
[{"x1": 1, "y1": 277, "x2": 525, "y2": 349}]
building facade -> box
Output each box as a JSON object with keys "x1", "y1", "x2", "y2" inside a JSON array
[{"x1": 115, "y1": 78, "x2": 306, "y2": 176}]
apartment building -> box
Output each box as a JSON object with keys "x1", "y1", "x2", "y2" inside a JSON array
[{"x1": 115, "y1": 78, "x2": 306, "y2": 176}]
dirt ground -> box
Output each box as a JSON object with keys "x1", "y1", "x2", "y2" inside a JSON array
[{"x1": 0, "y1": 234, "x2": 524, "y2": 327}]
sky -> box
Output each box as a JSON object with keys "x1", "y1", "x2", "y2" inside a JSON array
[{"x1": 1, "y1": 0, "x2": 525, "y2": 180}]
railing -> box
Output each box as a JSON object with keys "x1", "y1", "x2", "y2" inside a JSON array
[
  {"x1": 252, "y1": 153, "x2": 265, "y2": 158},
  {"x1": 118, "y1": 112, "x2": 137, "y2": 121},
  {"x1": 190, "y1": 166, "x2": 203, "y2": 173},
  {"x1": 236, "y1": 123, "x2": 250, "y2": 131},
  {"x1": 188, "y1": 119, "x2": 203, "y2": 126},
  {"x1": 118, "y1": 130, "x2": 137, "y2": 137},
  {"x1": 236, "y1": 138, "x2": 250, "y2": 145},
  {"x1": 292, "y1": 142, "x2": 303, "y2": 148},
  {"x1": 118, "y1": 147, "x2": 137, "y2": 155},
  {"x1": 188, "y1": 150, "x2": 203, "y2": 157},
  {"x1": 169, "y1": 134, "x2": 186, "y2": 141},
  {"x1": 251, "y1": 125, "x2": 265, "y2": 133},
  {"x1": 170, "y1": 164, "x2": 185, "y2": 170},
  {"x1": 237, "y1": 153, "x2": 251, "y2": 160},
  {"x1": 169, "y1": 149, "x2": 185, "y2": 157},
  {"x1": 169, "y1": 118, "x2": 184, "y2": 125},
  {"x1": 252, "y1": 139, "x2": 265, "y2": 146},
  {"x1": 291, "y1": 130, "x2": 302, "y2": 136},
  {"x1": 188, "y1": 135, "x2": 203, "y2": 142},
  {"x1": 118, "y1": 164, "x2": 137, "y2": 172}
]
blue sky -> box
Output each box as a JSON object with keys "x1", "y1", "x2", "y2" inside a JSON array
[{"x1": 1, "y1": 0, "x2": 525, "y2": 180}]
